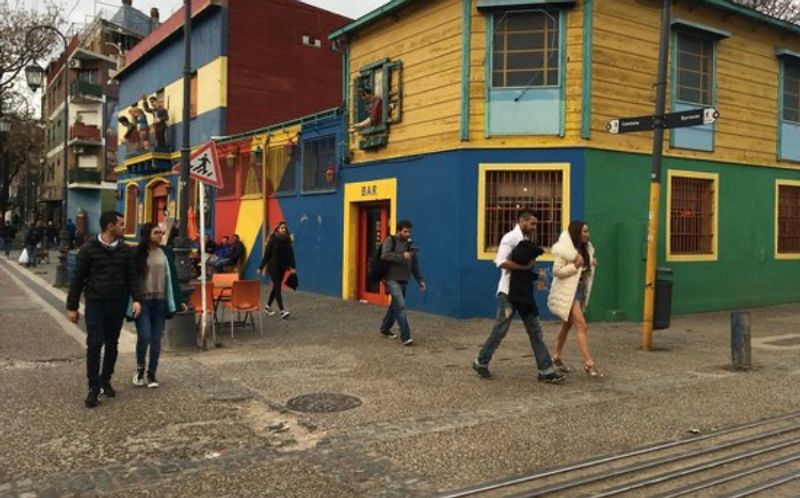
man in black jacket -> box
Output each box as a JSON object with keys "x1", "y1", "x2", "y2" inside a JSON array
[
  {"x1": 23, "y1": 222, "x2": 42, "y2": 267},
  {"x1": 67, "y1": 211, "x2": 142, "y2": 408}
]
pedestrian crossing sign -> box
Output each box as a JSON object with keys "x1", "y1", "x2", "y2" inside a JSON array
[{"x1": 172, "y1": 140, "x2": 223, "y2": 189}]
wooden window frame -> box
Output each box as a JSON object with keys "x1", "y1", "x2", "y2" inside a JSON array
[
  {"x1": 490, "y1": 9, "x2": 561, "y2": 89},
  {"x1": 666, "y1": 170, "x2": 719, "y2": 262},
  {"x1": 476, "y1": 163, "x2": 570, "y2": 261},
  {"x1": 675, "y1": 32, "x2": 714, "y2": 107},
  {"x1": 775, "y1": 179, "x2": 800, "y2": 259},
  {"x1": 782, "y1": 60, "x2": 800, "y2": 124}
]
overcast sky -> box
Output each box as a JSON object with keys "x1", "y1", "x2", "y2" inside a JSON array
[{"x1": 21, "y1": 0, "x2": 392, "y2": 27}]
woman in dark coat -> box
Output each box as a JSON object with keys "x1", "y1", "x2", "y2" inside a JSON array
[{"x1": 259, "y1": 221, "x2": 296, "y2": 319}]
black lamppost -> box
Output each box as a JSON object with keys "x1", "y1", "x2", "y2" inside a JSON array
[{"x1": 26, "y1": 25, "x2": 70, "y2": 286}]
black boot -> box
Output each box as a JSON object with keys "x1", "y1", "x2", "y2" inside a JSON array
[{"x1": 85, "y1": 388, "x2": 101, "y2": 408}]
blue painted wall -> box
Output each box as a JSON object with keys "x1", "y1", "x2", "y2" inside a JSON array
[
  {"x1": 117, "y1": 9, "x2": 224, "y2": 107},
  {"x1": 258, "y1": 117, "x2": 345, "y2": 295},
  {"x1": 273, "y1": 144, "x2": 587, "y2": 320},
  {"x1": 68, "y1": 189, "x2": 103, "y2": 236}
]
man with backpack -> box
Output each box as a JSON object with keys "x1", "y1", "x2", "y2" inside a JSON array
[{"x1": 376, "y1": 220, "x2": 425, "y2": 346}]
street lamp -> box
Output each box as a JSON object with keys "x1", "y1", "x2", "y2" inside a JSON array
[{"x1": 26, "y1": 25, "x2": 71, "y2": 287}]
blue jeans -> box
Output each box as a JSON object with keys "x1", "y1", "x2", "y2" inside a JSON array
[
  {"x1": 381, "y1": 280, "x2": 411, "y2": 341},
  {"x1": 214, "y1": 257, "x2": 233, "y2": 272},
  {"x1": 2, "y1": 238, "x2": 11, "y2": 257},
  {"x1": 477, "y1": 293, "x2": 555, "y2": 376},
  {"x1": 135, "y1": 299, "x2": 167, "y2": 375},
  {"x1": 25, "y1": 245, "x2": 37, "y2": 267}
]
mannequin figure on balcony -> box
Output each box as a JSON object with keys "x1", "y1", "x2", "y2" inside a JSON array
[
  {"x1": 129, "y1": 104, "x2": 150, "y2": 149},
  {"x1": 349, "y1": 86, "x2": 383, "y2": 136},
  {"x1": 142, "y1": 95, "x2": 169, "y2": 149},
  {"x1": 118, "y1": 115, "x2": 140, "y2": 152}
]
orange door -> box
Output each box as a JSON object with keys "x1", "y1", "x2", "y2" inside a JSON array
[{"x1": 357, "y1": 202, "x2": 390, "y2": 305}]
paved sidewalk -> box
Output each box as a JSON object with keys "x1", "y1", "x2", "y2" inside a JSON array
[{"x1": 1, "y1": 251, "x2": 799, "y2": 497}]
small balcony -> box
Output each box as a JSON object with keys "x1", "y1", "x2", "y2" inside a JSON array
[
  {"x1": 69, "y1": 122, "x2": 102, "y2": 147},
  {"x1": 69, "y1": 80, "x2": 103, "y2": 103},
  {"x1": 68, "y1": 168, "x2": 102, "y2": 184}
]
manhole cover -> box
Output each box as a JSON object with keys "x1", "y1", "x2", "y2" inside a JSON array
[{"x1": 286, "y1": 393, "x2": 362, "y2": 413}]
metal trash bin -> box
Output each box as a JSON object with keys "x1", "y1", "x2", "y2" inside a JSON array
[{"x1": 653, "y1": 267, "x2": 673, "y2": 330}]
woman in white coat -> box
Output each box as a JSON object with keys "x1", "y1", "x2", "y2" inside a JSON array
[{"x1": 547, "y1": 221, "x2": 602, "y2": 378}]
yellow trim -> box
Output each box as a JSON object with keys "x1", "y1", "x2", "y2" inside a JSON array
[
  {"x1": 123, "y1": 152, "x2": 173, "y2": 168},
  {"x1": 114, "y1": 165, "x2": 128, "y2": 174},
  {"x1": 123, "y1": 183, "x2": 139, "y2": 236},
  {"x1": 775, "y1": 179, "x2": 800, "y2": 260},
  {"x1": 341, "y1": 178, "x2": 398, "y2": 300},
  {"x1": 143, "y1": 177, "x2": 172, "y2": 224},
  {"x1": 476, "y1": 163, "x2": 571, "y2": 261},
  {"x1": 666, "y1": 169, "x2": 720, "y2": 262}
]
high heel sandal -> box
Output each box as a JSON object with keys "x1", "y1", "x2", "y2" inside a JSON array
[
  {"x1": 584, "y1": 363, "x2": 603, "y2": 378},
  {"x1": 553, "y1": 358, "x2": 572, "y2": 373}
]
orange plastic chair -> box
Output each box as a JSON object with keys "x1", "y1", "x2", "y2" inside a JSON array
[
  {"x1": 190, "y1": 282, "x2": 216, "y2": 343},
  {"x1": 222, "y1": 280, "x2": 263, "y2": 338},
  {"x1": 211, "y1": 273, "x2": 239, "y2": 311}
]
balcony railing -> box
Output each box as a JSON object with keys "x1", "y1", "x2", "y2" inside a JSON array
[
  {"x1": 68, "y1": 168, "x2": 102, "y2": 184},
  {"x1": 69, "y1": 123, "x2": 102, "y2": 142},
  {"x1": 70, "y1": 80, "x2": 103, "y2": 100}
]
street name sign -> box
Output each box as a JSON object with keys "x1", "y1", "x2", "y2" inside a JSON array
[
  {"x1": 172, "y1": 140, "x2": 224, "y2": 189},
  {"x1": 607, "y1": 107, "x2": 719, "y2": 134}
]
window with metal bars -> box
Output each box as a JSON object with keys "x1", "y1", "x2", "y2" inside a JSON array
[
  {"x1": 491, "y1": 10, "x2": 560, "y2": 88},
  {"x1": 302, "y1": 135, "x2": 336, "y2": 192},
  {"x1": 669, "y1": 176, "x2": 715, "y2": 255},
  {"x1": 778, "y1": 184, "x2": 800, "y2": 254},
  {"x1": 676, "y1": 33, "x2": 713, "y2": 106},
  {"x1": 483, "y1": 169, "x2": 563, "y2": 251}
]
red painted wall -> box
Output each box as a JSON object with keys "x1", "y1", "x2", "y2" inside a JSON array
[{"x1": 226, "y1": 0, "x2": 350, "y2": 134}]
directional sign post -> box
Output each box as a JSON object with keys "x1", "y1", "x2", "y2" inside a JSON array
[
  {"x1": 172, "y1": 140, "x2": 223, "y2": 346},
  {"x1": 606, "y1": 107, "x2": 719, "y2": 134}
]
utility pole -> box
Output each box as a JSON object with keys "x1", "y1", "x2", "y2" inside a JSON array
[
  {"x1": 165, "y1": 0, "x2": 198, "y2": 349},
  {"x1": 641, "y1": 0, "x2": 672, "y2": 351}
]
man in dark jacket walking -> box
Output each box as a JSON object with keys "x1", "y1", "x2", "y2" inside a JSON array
[
  {"x1": 67, "y1": 211, "x2": 142, "y2": 408},
  {"x1": 1, "y1": 221, "x2": 15, "y2": 258},
  {"x1": 379, "y1": 220, "x2": 425, "y2": 346},
  {"x1": 23, "y1": 222, "x2": 42, "y2": 267}
]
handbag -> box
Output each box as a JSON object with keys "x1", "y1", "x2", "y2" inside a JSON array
[
  {"x1": 18, "y1": 248, "x2": 29, "y2": 265},
  {"x1": 285, "y1": 272, "x2": 299, "y2": 290}
]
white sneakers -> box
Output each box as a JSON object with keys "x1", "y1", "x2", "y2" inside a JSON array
[{"x1": 133, "y1": 370, "x2": 159, "y2": 388}]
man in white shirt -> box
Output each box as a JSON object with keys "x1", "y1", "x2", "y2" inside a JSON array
[{"x1": 473, "y1": 210, "x2": 564, "y2": 383}]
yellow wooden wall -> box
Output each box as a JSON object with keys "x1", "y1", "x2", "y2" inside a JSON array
[
  {"x1": 589, "y1": 0, "x2": 800, "y2": 169},
  {"x1": 467, "y1": 0, "x2": 585, "y2": 146},
  {"x1": 346, "y1": 0, "x2": 800, "y2": 169},
  {"x1": 348, "y1": 0, "x2": 464, "y2": 163}
]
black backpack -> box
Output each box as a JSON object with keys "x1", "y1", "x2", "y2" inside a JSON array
[{"x1": 367, "y1": 236, "x2": 396, "y2": 284}]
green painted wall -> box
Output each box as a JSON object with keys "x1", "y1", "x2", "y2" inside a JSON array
[{"x1": 583, "y1": 149, "x2": 800, "y2": 322}]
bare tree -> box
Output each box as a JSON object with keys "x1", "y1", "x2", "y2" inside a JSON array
[
  {"x1": 734, "y1": 0, "x2": 800, "y2": 23},
  {"x1": 0, "y1": 0, "x2": 64, "y2": 98},
  {"x1": 0, "y1": 92, "x2": 44, "y2": 220}
]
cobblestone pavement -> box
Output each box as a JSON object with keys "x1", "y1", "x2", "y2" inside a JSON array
[{"x1": 1, "y1": 254, "x2": 800, "y2": 497}]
